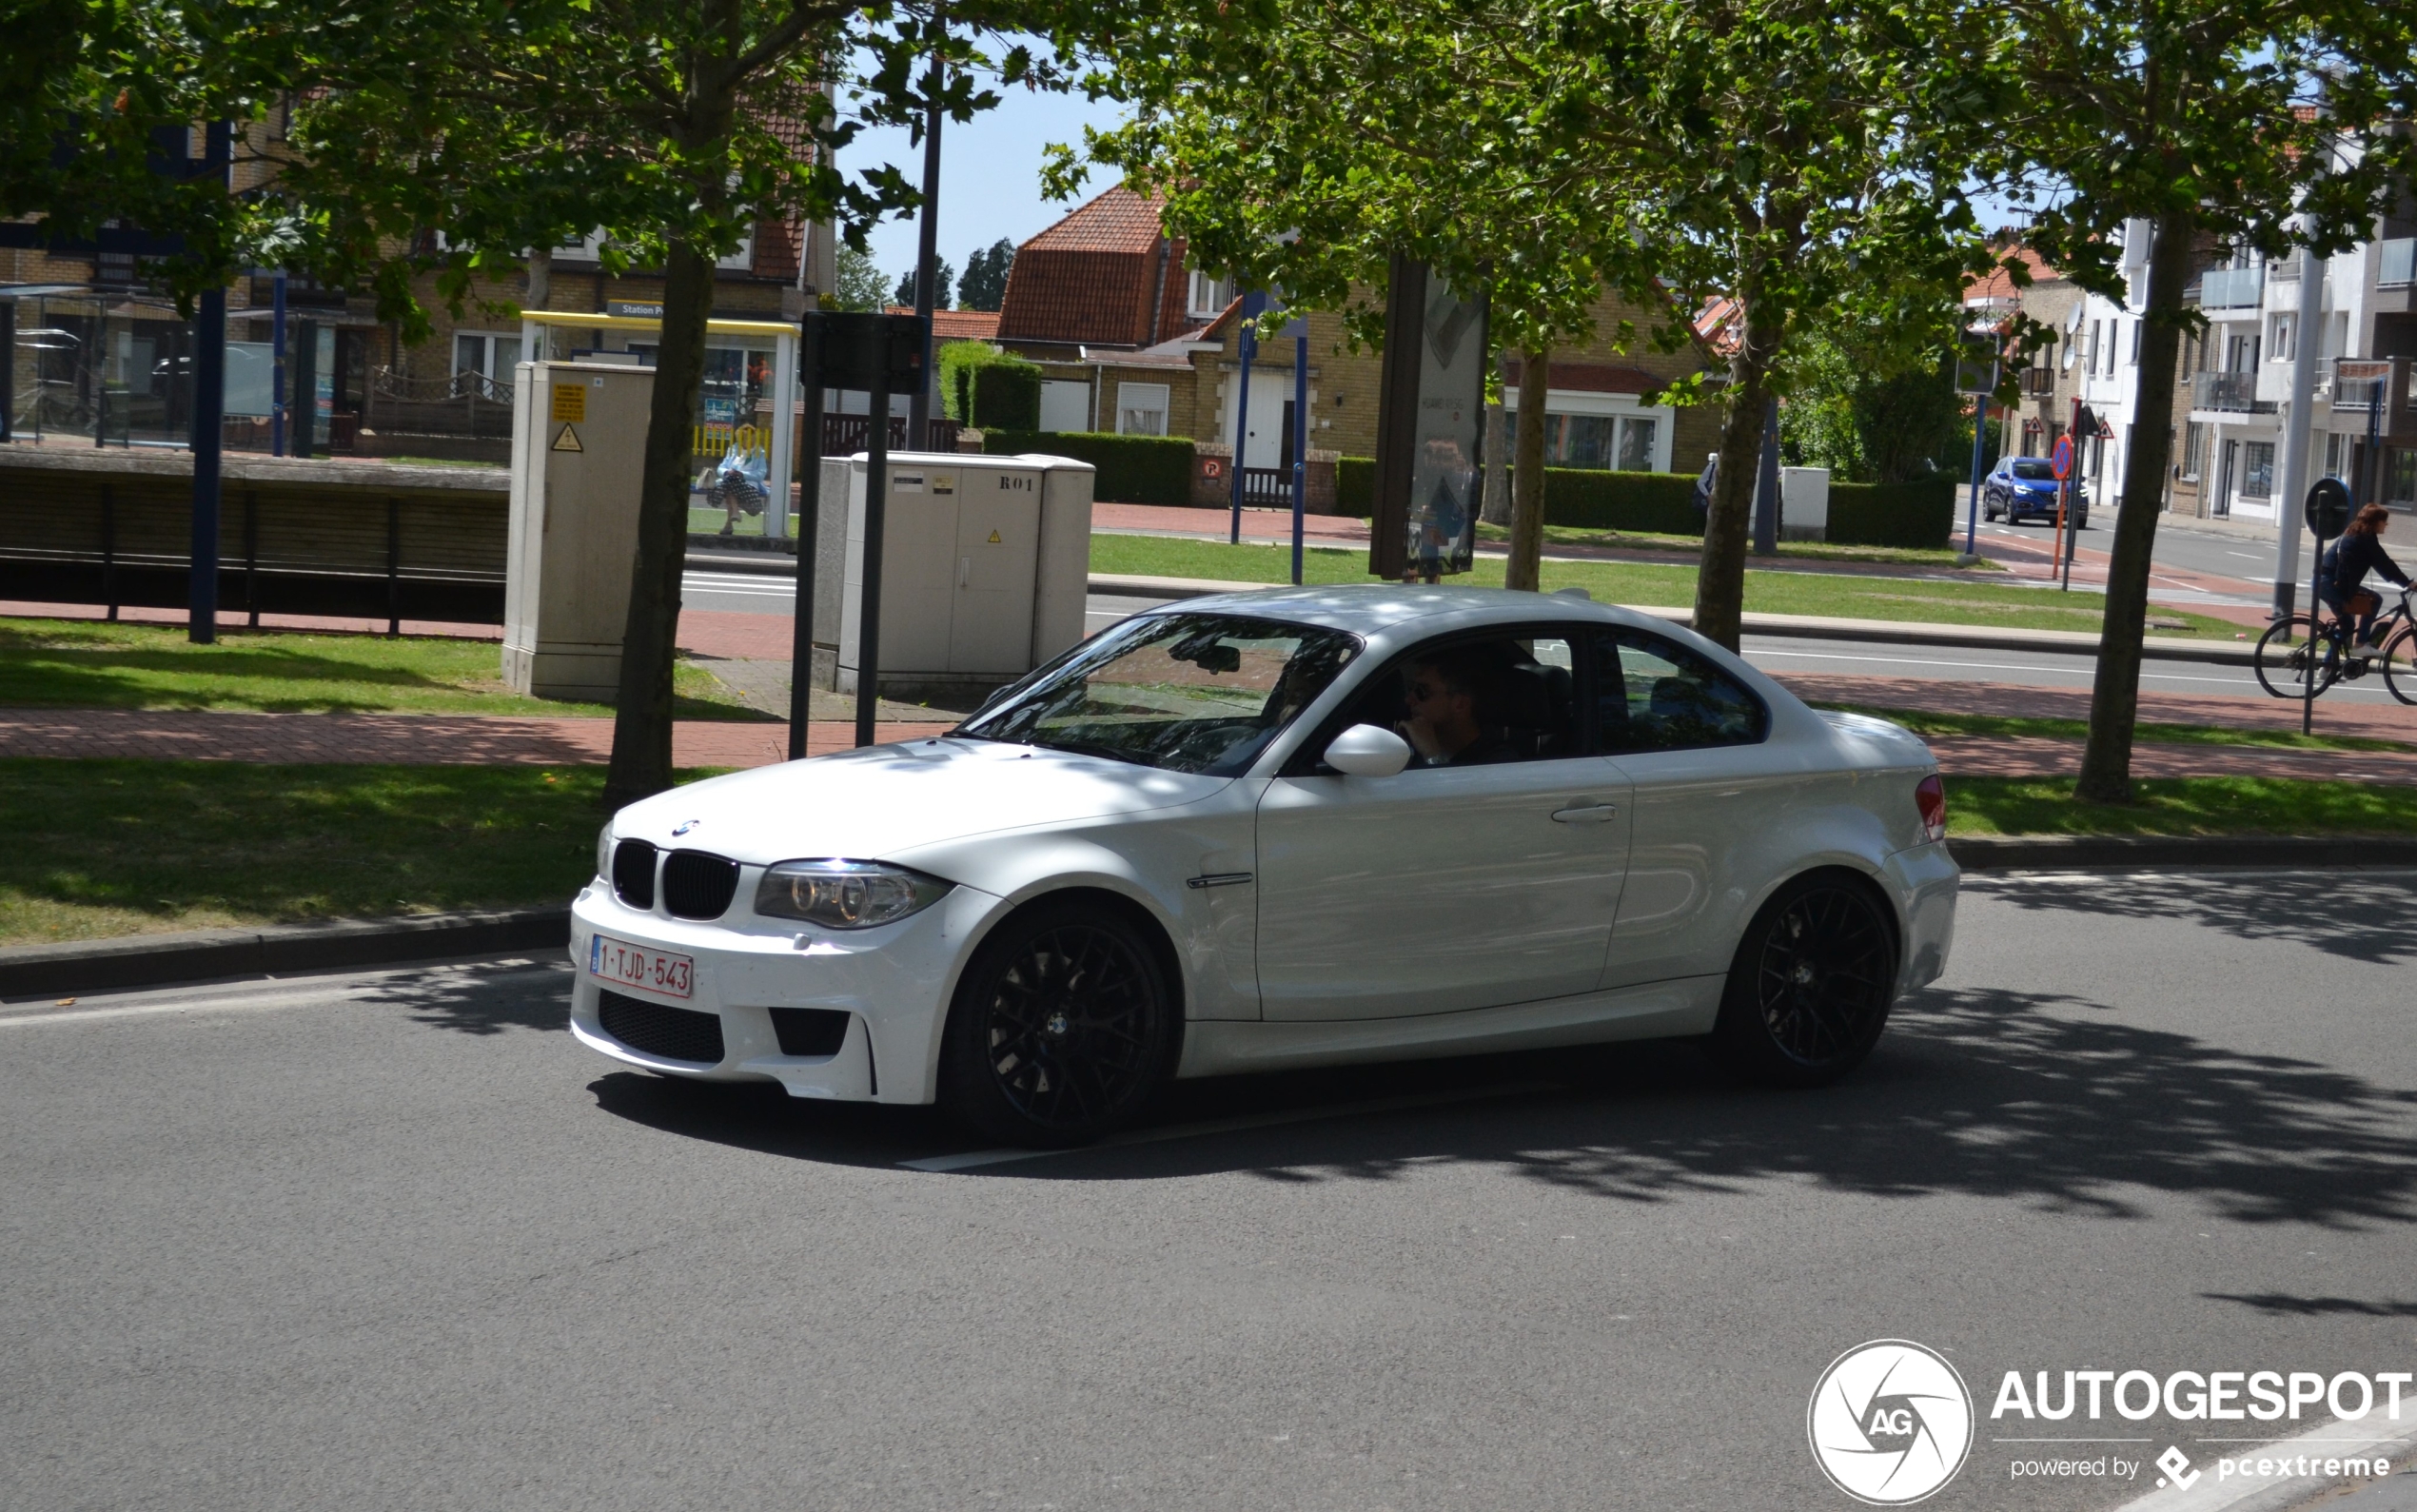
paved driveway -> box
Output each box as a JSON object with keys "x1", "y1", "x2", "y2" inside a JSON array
[{"x1": 6, "y1": 871, "x2": 2415, "y2": 1511}]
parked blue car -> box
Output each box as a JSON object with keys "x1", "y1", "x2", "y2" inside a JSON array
[{"x1": 1982, "y1": 456, "x2": 2088, "y2": 528}]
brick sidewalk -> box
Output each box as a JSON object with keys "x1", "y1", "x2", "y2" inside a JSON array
[
  {"x1": 7, "y1": 702, "x2": 2412, "y2": 782},
  {"x1": 1774, "y1": 672, "x2": 2415, "y2": 744}
]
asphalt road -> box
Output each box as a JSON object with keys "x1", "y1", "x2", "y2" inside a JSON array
[{"x1": 8, "y1": 871, "x2": 2417, "y2": 1511}]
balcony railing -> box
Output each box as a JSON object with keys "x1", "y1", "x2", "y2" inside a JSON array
[
  {"x1": 2332, "y1": 359, "x2": 2398, "y2": 414},
  {"x1": 2381, "y1": 238, "x2": 2416, "y2": 289},
  {"x1": 2197, "y1": 266, "x2": 2265, "y2": 309},
  {"x1": 2194, "y1": 371, "x2": 2258, "y2": 412}
]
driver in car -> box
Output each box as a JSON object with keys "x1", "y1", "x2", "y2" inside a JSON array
[{"x1": 1397, "y1": 652, "x2": 1515, "y2": 767}]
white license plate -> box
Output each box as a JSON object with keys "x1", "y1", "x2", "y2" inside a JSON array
[{"x1": 588, "y1": 933, "x2": 695, "y2": 999}]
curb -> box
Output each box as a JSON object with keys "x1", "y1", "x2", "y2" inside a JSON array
[
  {"x1": 1950, "y1": 835, "x2": 2417, "y2": 871},
  {"x1": 687, "y1": 549, "x2": 799, "y2": 578},
  {"x1": 0, "y1": 907, "x2": 571, "y2": 1001},
  {"x1": 1084, "y1": 576, "x2": 2255, "y2": 666}
]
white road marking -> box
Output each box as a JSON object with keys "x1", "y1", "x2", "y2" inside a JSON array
[{"x1": 901, "y1": 1080, "x2": 1558, "y2": 1172}]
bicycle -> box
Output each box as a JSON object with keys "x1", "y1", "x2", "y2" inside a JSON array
[{"x1": 2253, "y1": 582, "x2": 2417, "y2": 705}]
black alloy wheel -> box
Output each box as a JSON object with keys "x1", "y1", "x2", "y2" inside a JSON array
[
  {"x1": 1710, "y1": 874, "x2": 1897, "y2": 1088},
  {"x1": 941, "y1": 902, "x2": 1174, "y2": 1146}
]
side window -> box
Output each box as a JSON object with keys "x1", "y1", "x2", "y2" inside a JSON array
[
  {"x1": 1314, "y1": 630, "x2": 1582, "y2": 769},
  {"x1": 1591, "y1": 628, "x2": 1767, "y2": 753}
]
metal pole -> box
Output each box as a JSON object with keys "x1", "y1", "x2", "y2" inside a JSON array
[
  {"x1": 2273, "y1": 242, "x2": 2323, "y2": 618},
  {"x1": 0, "y1": 300, "x2": 13, "y2": 443},
  {"x1": 907, "y1": 8, "x2": 945, "y2": 450},
  {"x1": 787, "y1": 318, "x2": 826, "y2": 760},
  {"x1": 187, "y1": 123, "x2": 232, "y2": 645},
  {"x1": 1964, "y1": 393, "x2": 1988, "y2": 557},
  {"x1": 2060, "y1": 397, "x2": 2078, "y2": 591},
  {"x1": 270, "y1": 270, "x2": 287, "y2": 456},
  {"x1": 2306, "y1": 519, "x2": 2325, "y2": 736},
  {"x1": 855, "y1": 361, "x2": 891, "y2": 749},
  {"x1": 1228, "y1": 292, "x2": 1263, "y2": 542},
  {"x1": 1290, "y1": 331, "x2": 1307, "y2": 584}
]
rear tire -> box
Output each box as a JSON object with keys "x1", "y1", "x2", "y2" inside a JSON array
[
  {"x1": 1709, "y1": 874, "x2": 1897, "y2": 1089},
  {"x1": 2253, "y1": 615, "x2": 2336, "y2": 700},
  {"x1": 939, "y1": 901, "x2": 1176, "y2": 1147}
]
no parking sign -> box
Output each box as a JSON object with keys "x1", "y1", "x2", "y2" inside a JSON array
[{"x1": 2050, "y1": 434, "x2": 2074, "y2": 481}]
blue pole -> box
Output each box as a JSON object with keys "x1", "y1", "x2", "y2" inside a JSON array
[
  {"x1": 1965, "y1": 394, "x2": 1988, "y2": 557},
  {"x1": 1290, "y1": 331, "x2": 1307, "y2": 584},
  {"x1": 187, "y1": 121, "x2": 231, "y2": 645},
  {"x1": 1227, "y1": 290, "x2": 1266, "y2": 543},
  {"x1": 270, "y1": 270, "x2": 287, "y2": 456}
]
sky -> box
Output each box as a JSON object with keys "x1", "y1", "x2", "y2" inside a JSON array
[{"x1": 835, "y1": 74, "x2": 1130, "y2": 296}]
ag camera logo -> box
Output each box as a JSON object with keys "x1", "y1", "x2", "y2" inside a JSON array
[{"x1": 1809, "y1": 1340, "x2": 1975, "y2": 1504}]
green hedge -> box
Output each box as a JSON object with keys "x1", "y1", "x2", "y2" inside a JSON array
[
  {"x1": 937, "y1": 342, "x2": 1041, "y2": 431},
  {"x1": 1827, "y1": 477, "x2": 1955, "y2": 547},
  {"x1": 981, "y1": 429, "x2": 1194, "y2": 506},
  {"x1": 1331, "y1": 458, "x2": 1953, "y2": 546},
  {"x1": 1333, "y1": 460, "x2": 1700, "y2": 532}
]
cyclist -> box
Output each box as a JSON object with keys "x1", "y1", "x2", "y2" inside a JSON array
[{"x1": 2319, "y1": 502, "x2": 2408, "y2": 656}]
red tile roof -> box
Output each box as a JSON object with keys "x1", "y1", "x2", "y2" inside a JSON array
[
  {"x1": 887, "y1": 305, "x2": 1003, "y2": 341},
  {"x1": 995, "y1": 185, "x2": 1190, "y2": 348}
]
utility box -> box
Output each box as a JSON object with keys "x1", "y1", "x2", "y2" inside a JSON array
[
  {"x1": 838, "y1": 451, "x2": 1094, "y2": 704},
  {"x1": 1780, "y1": 465, "x2": 1831, "y2": 542},
  {"x1": 502, "y1": 361, "x2": 655, "y2": 701}
]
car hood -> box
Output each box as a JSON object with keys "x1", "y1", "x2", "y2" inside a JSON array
[{"x1": 610, "y1": 737, "x2": 1234, "y2": 862}]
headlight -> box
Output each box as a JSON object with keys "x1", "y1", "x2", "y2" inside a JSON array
[
  {"x1": 754, "y1": 859, "x2": 953, "y2": 929},
  {"x1": 597, "y1": 823, "x2": 615, "y2": 882}
]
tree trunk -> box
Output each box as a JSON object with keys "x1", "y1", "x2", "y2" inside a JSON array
[
  {"x1": 604, "y1": 239, "x2": 715, "y2": 806},
  {"x1": 525, "y1": 246, "x2": 552, "y2": 315},
  {"x1": 1695, "y1": 313, "x2": 1779, "y2": 650},
  {"x1": 1480, "y1": 392, "x2": 1510, "y2": 526},
  {"x1": 1506, "y1": 346, "x2": 1548, "y2": 589},
  {"x1": 2075, "y1": 209, "x2": 2194, "y2": 805}
]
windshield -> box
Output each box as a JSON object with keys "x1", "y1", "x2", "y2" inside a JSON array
[
  {"x1": 956, "y1": 613, "x2": 1363, "y2": 775},
  {"x1": 2010, "y1": 460, "x2": 2056, "y2": 481}
]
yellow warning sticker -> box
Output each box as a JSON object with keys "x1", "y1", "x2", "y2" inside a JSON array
[
  {"x1": 552, "y1": 424, "x2": 583, "y2": 453},
  {"x1": 551, "y1": 383, "x2": 586, "y2": 423},
  {"x1": 987, "y1": 529, "x2": 1001, "y2": 543}
]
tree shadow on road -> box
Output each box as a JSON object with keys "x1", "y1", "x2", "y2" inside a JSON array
[
  {"x1": 582, "y1": 979, "x2": 2417, "y2": 1230},
  {"x1": 1965, "y1": 868, "x2": 2417, "y2": 968}
]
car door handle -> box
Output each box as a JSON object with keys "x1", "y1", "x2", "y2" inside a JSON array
[{"x1": 1551, "y1": 803, "x2": 1619, "y2": 823}]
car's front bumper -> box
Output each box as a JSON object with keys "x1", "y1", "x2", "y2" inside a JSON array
[{"x1": 567, "y1": 879, "x2": 1006, "y2": 1105}]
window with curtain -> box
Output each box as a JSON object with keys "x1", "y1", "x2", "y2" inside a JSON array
[
  {"x1": 2241, "y1": 442, "x2": 2276, "y2": 498},
  {"x1": 1116, "y1": 382, "x2": 1170, "y2": 437}
]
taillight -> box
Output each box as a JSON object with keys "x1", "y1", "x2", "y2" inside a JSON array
[{"x1": 1915, "y1": 774, "x2": 1947, "y2": 844}]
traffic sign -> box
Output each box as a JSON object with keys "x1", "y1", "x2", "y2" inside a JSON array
[
  {"x1": 2305, "y1": 476, "x2": 2352, "y2": 540},
  {"x1": 2050, "y1": 434, "x2": 2074, "y2": 481}
]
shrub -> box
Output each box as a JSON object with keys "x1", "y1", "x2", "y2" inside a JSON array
[
  {"x1": 937, "y1": 342, "x2": 1041, "y2": 431},
  {"x1": 1333, "y1": 460, "x2": 1702, "y2": 532},
  {"x1": 981, "y1": 429, "x2": 1195, "y2": 506},
  {"x1": 1827, "y1": 477, "x2": 1955, "y2": 547}
]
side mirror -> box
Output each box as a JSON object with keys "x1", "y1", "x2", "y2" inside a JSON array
[{"x1": 1324, "y1": 723, "x2": 1412, "y2": 777}]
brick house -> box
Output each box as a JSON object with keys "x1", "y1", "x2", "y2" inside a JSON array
[{"x1": 981, "y1": 183, "x2": 1723, "y2": 479}]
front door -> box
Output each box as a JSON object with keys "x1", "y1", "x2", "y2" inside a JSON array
[{"x1": 1253, "y1": 629, "x2": 1632, "y2": 1021}]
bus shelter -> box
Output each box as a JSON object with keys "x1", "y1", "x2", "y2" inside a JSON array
[{"x1": 517, "y1": 309, "x2": 798, "y2": 537}]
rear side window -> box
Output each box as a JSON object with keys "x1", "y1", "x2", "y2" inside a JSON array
[{"x1": 1591, "y1": 629, "x2": 1767, "y2": 753}]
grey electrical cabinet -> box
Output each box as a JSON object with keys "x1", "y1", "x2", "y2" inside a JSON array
[
  {"x1": 502, "y1": 361, "x2": 657, "y2": 701},
  {"x1": 837, "y1": 451, "x2": 1095, "y2": 702}
]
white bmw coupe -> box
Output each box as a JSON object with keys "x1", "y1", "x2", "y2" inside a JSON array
[{"x1": 572, "y1": 586, "x2": 1957, "y2": 1145}]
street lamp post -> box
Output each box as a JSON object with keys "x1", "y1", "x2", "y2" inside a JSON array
[{"x1": 906, "y1": 7, "x2": 945, "y2": 451}]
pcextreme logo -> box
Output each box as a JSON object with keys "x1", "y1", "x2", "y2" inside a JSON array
[{"x1": 1809, "y1": 1340, "x2": 1975, "y2": 1504}]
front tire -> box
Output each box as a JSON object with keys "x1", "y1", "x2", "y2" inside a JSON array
[
  {"x1": 939, "y1": 901, "x2": 1176, "y2": 1147},
  {"x1": 2382, "y1": 627, "x2": 2417, "y2": 706},
  {"x1": 1709, "y1": 874, "x2": 1897, "y2": 1088}
]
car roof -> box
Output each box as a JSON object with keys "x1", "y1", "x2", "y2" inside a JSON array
[{"x1": 1136, "y1": 583, "x2": 1663, "y2": 639}]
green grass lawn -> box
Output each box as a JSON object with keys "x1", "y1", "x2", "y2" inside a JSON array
[
  {"x1": 1474, "y1": 520, "x2": 1999, "y2": 571},
  {"x1": 1947, "y1": 776, "x2": 2417, "y2": 837},
  {"x1": 1813, "y1": 703, "x2": 2416, "y2": 756},
  {"x1": 1091, "y1": 534, "x2": 2241, "y2": 638},
  {"x1": 0, "y1": 759, "x2": 642, "y2": 945},
  {"x1": 0, "y1": 618, "x2": 768, "y2": 720},
  {"x1": 2, "y1": 757, "x2": 2406, "y2": 946}
]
